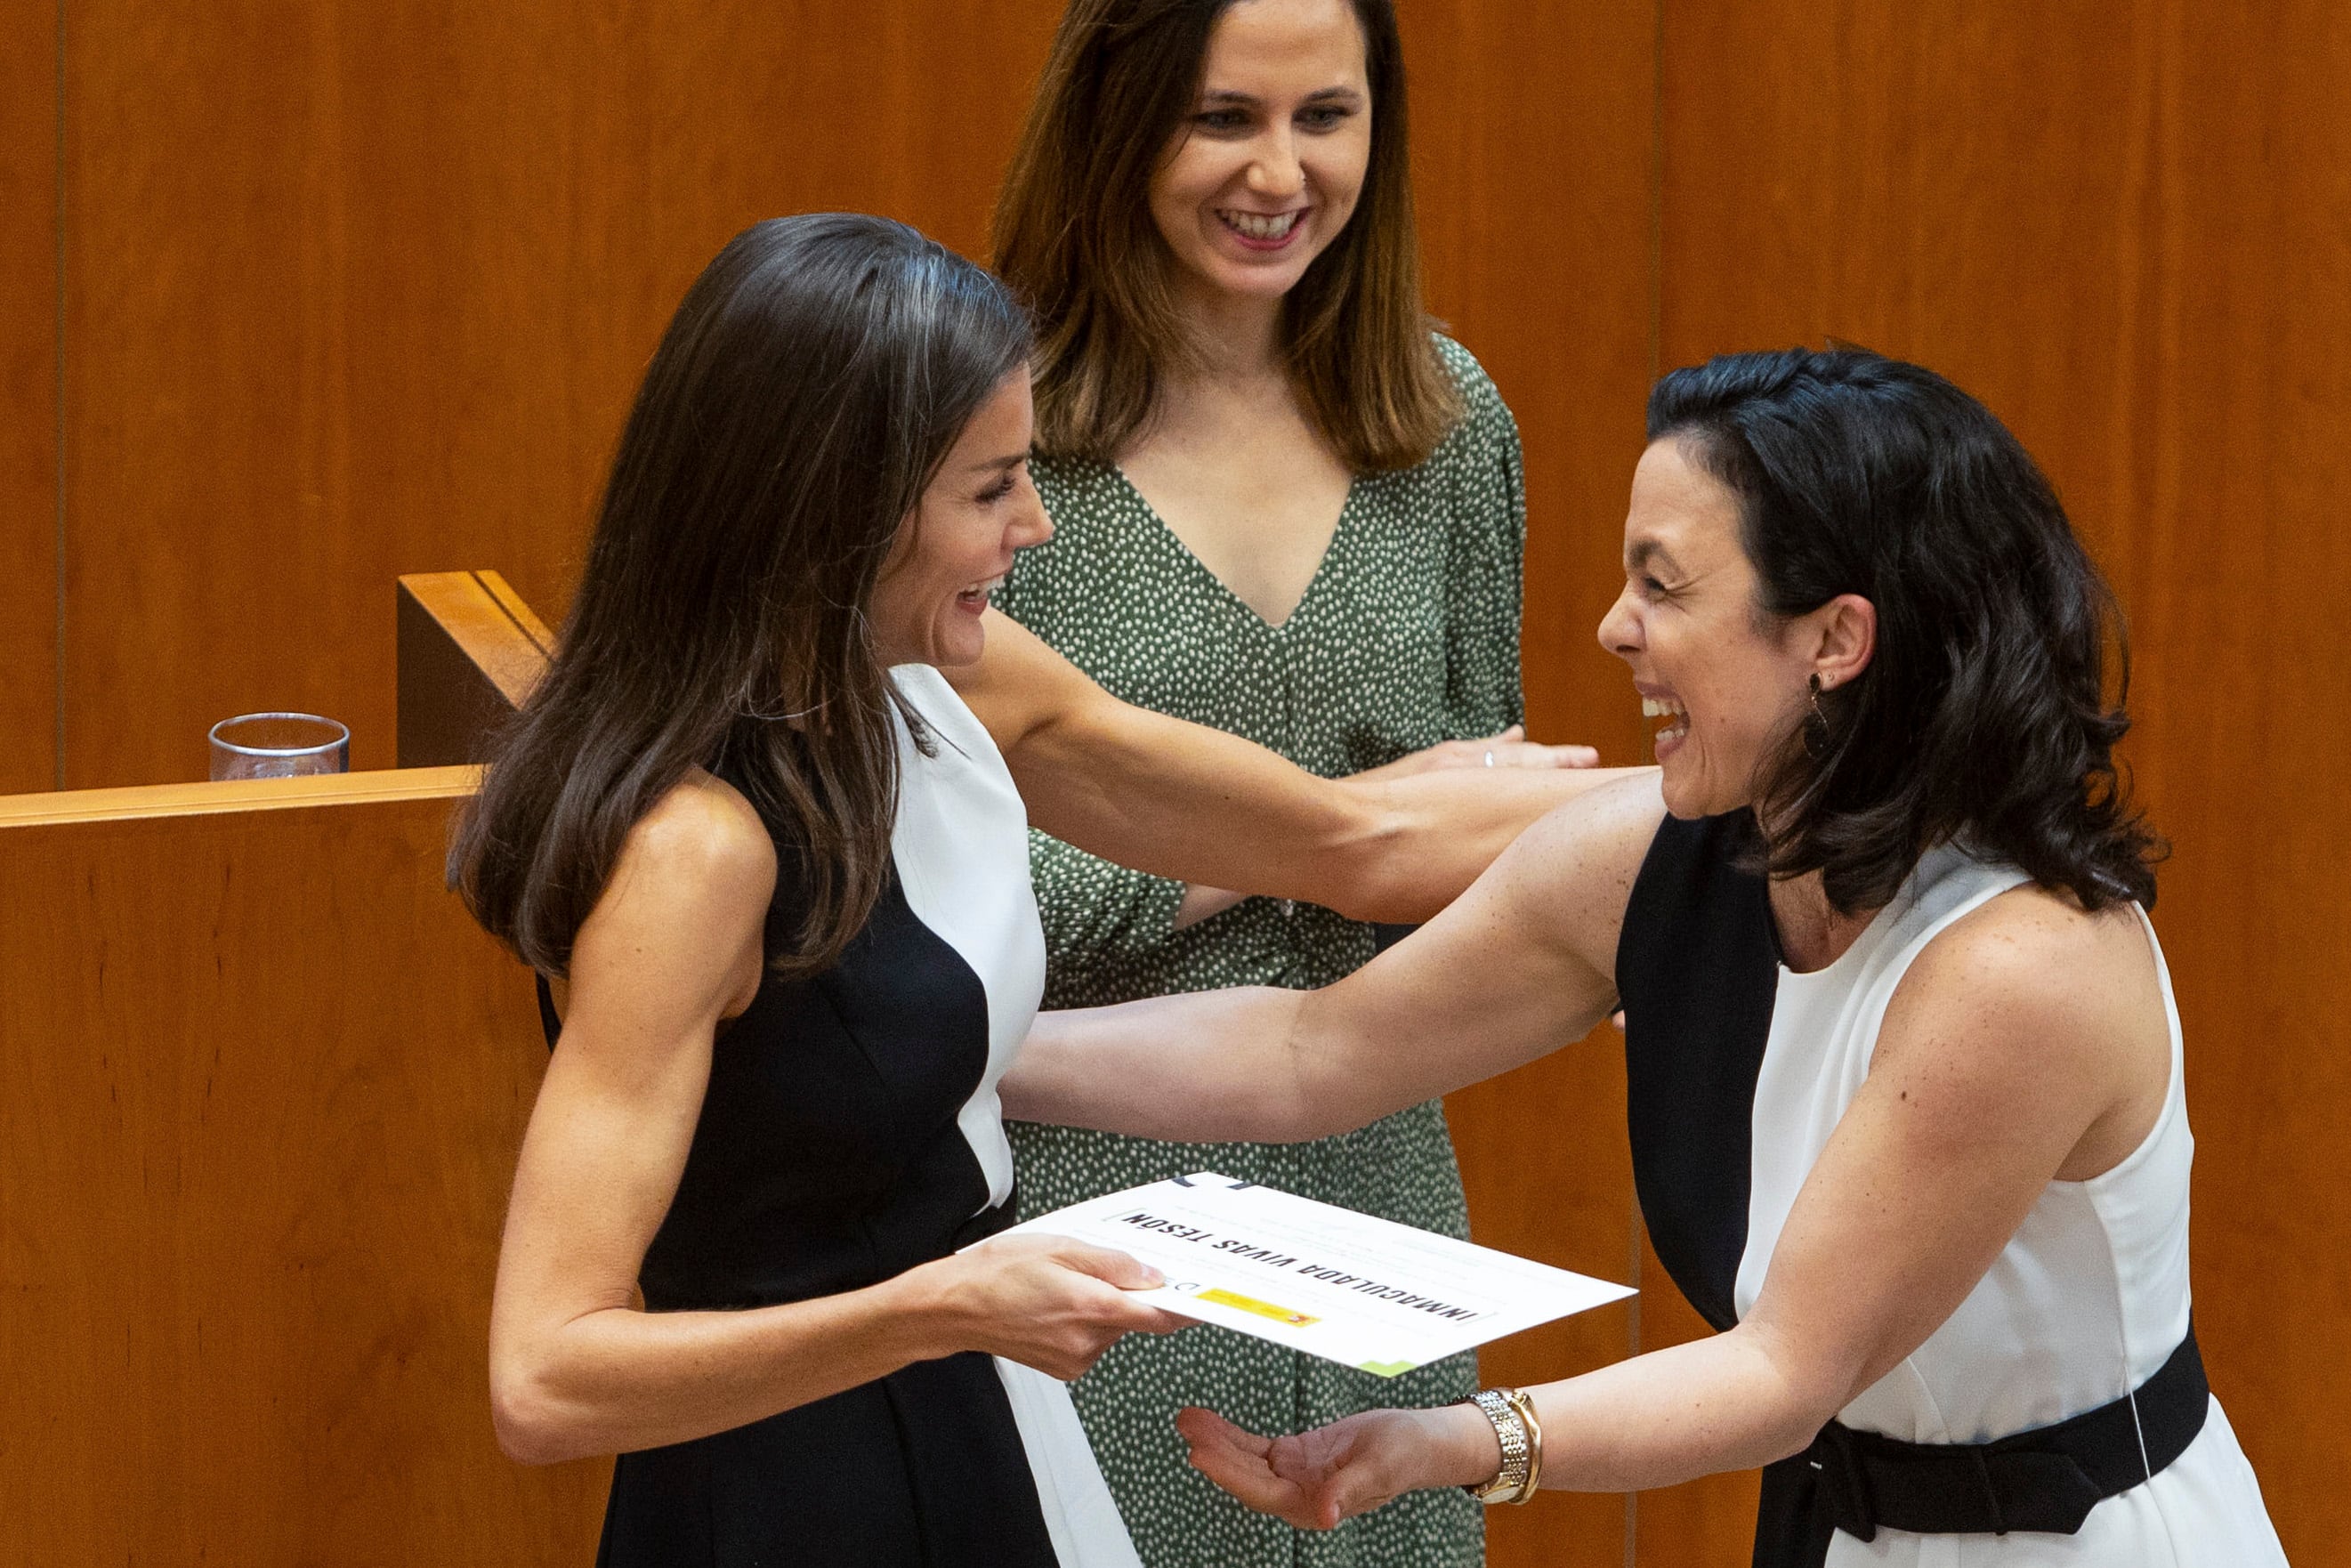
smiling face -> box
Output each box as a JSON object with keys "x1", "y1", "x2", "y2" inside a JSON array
[
  {"x1": 1598, "y1": 437, "x2": 1875, "y2": 820},
  {"x1": 869, "y1": 369, "x2": 1052, "y2": 668},
  {"x1": 1147, "y1": 0, "x2": 1372, "y2": 312}
]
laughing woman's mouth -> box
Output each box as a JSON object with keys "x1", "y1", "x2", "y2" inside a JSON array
[
  {"x1": 957, "y1": 574, "x2": 1006, "y2": 611},
  {"x1": 1643, "y1": 694, "x2": 1689, "y2": 750}
]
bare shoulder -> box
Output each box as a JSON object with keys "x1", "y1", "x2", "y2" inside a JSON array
[
  {"x1": 595, "y1": 772, "x2": 778, "y2": 948},
  {"x1": 1898, "y1": 884, "x2": 2155, "y2": 1042},
  {"x1": 1507, "y1": 768, "x2": 1668, "y2": 890},
  {"x1": 1875, "y1": 882, "x2": 2164, "y2": 1159},
  {"x1": 941, "y1": 608, "x2": 1082, "y2": 757},
  {"x1": 1487, "y1": 768, "x2": 1668, "y2": 963}
]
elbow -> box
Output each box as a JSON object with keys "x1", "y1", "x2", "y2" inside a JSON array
[
  {"x1": 1256, "y1": 1055, "x2": 1378, "y2": 1144},
  {"x1": 1730, "y1": 1322, "x2": 1860, "y2": 1467},
  {"x1": 1259, "y1": 1089, "x2": 1369, "y2": 1144},
  {"x1": 490, "y1": 1354, "x2": 600, "y2": 1467}
]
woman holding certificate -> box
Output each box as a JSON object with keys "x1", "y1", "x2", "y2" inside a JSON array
[
  {"x1": 991, "y1": 2, "x2": 1582, "y2": 1561},
  {"x1": 460, "y1": 214, "x2": 1602, "y2": 1568},
  {"x1": 1007, "y1": 348, "x2": 2287, "y2": 1566}
]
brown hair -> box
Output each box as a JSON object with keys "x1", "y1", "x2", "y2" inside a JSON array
[
  {"x1": 451, "y1": 214, "x2": 1034, "y2": 980},
  {"x1": 1649, "y1": 348, "x2": 2165, "y2": 915},
  {"x1": 992, "y1": 0, "x2": 1459, "y2": 473}
]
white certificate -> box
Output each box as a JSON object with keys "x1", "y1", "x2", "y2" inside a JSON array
[{"x1": 998, "y1": 1172, "x2": 1635, "y2": 1378}]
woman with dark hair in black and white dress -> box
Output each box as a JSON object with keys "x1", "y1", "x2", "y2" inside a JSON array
[{"x1": 1010, "y1": 349, "x2": 2287, "y2": 1566}]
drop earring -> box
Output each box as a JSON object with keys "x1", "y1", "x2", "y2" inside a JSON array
[{"x1": 1803, "y1": 673, "x2": 1831, "y2": 756}]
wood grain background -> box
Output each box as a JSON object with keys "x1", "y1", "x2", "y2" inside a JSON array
[
  {"x1": 53, "y1": 0, "x2": 1067, "y2": 788},
  {"x1": 4, "y1": 2, "x2": 2346, "y2": 1564},
  {"x1": 0, "y1": 777, "x2": 610, "y2": 1564},
  {"x1": 0, "y1": 0, "x2": 56, "y2": 795}
]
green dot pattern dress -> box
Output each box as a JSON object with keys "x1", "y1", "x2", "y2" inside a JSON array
[{"x1": 1000, "y1": 337, "x2": 1523, "y2": 1568}]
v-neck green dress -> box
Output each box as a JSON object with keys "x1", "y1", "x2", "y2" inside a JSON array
[{"x1": 1000, "y1": 337, "x2": 1522, "y2": 1568}]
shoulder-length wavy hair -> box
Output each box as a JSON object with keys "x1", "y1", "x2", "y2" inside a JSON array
[
  {"x1": 992, "y1": 0, "x2": 1458, "y2": 473},
  {"x1": 1646, "y1": 347, "x2": 2165, "y2": 914},
  {"x1": 451, "y1": 214, "x2": 1033, "y2": 980}
]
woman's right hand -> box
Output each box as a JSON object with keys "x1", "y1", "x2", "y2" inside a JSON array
[
  {"x1": 1176, "y1": 1403, "x2": 1488, "y2": 1530},
  {"x1": 905, "y1": 1233, "x2": 1192, "y2": 1380}
]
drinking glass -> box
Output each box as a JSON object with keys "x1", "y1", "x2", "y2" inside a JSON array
[{"x1": 208, "y1": 713, "x2": 351, "y2": 780}]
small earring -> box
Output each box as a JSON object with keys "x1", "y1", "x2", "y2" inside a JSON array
[{"x1": 1803, "y1": 673, "x2": 1831, "y2": 757}]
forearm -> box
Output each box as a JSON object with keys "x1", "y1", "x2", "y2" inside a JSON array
[
  {"x1": 965, "y1": 609, "x2": 1629, "y2": 922},
  {"x1": 1006, "y1": 988, "x2": 1345, "y2": 1144},
  {"x1": 1409, "y1": 1326, "x2": 1834, "y2": 1496},
  {"x1": 1023, "y1": 711, "x2": 1632, "y2": 925},
  {"x1": 1335, "y1": 767, "x2": 1642, "y2": 922},
  {"x1": 1014, "y1": 705, "x2": 1379, "y2": 913},
  {"x1": 492, "y1": 1269, "x2": 951, "y2": 1464}
]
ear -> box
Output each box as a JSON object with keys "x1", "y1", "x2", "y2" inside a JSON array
[{"x1": 1805, "y1": 593, "x2": 1877, "y2": 692}]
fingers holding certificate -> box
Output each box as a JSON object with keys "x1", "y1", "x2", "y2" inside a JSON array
[{"x1": 994, "y1": 1174, "x2": 1634, "y2": 1378}]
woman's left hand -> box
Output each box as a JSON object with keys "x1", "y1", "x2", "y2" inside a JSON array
[
  {"x1": 1176, "y1": 1404, "x2": 1490, "y2": 1530},
  {"x1": 1354, "y1": 725, "x2": 1600, "y2": 780}
]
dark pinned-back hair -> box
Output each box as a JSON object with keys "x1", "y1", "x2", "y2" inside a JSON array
[
  {"x1": 992, "y1": 0, "x2": 1458, "y2": 472},
  {"x1": 452, "y1": 214, "x2": 1033, "y2": 979},
  {"x1": 1647, "y1": 347, "x2": 2164, "y2": 913}
]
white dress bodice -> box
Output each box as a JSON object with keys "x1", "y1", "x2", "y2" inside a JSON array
[
  {"x1": 1730, "y1": 845, "x2": 2284, "y2": 1565},
  {"x1": 890, "y1": 665, "x2": 1143, "y2": 1568}
]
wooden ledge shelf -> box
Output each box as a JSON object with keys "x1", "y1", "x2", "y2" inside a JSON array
[{"x1": 0, "y1": 765, "x2": 480, "y2": 828}]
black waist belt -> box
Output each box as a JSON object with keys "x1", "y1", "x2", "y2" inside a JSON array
[{"x1": 1759, "y1": 1325, "x2": 2209, "y2": 1565}]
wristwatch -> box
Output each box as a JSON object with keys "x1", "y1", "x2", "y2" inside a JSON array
[{"x1": 1460, "y1": 1387, "x2": 1545, "y2": 1505}]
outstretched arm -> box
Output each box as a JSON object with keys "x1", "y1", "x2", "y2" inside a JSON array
[
  {"x1": 948, "y1": 608, "x2": 1632, "y2": 925},
  {"x1": 1178, "y1": 886, "x2": 2173, "y2": 1523},
  {"x1": 1001, "y1": 773, "x2": 1665, "y2": 1144}
]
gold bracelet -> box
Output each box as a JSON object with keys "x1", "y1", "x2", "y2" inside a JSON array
[
  {"x1": 1501, "y1": 1386, "x2": 1545, "y2": 1499},
  {"x1": 1460, "y1": 1387, "x2": 1537, "y2": 1505}
]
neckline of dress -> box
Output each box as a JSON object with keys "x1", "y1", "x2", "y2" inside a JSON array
[
  {"x1": 1772, "y1": 841, "x2": 1988, "y2": 985},
  {"x1": 1102, "y1": 461, "x2": 1359, "y2": 634}
]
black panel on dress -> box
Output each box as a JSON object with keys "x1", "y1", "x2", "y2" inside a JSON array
[
  {"x1": 1614, "y1": 811, "x2": 1781, "y2": 1334},
  {"x1": 537, "y1": 858, "x2": 1059, "y2": 1568}
]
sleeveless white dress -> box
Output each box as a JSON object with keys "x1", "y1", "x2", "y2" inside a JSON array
[
  {"x1": 1731, "y1": 843, "x2": 2287, "y2": 1566},
  {"x1": 890, "y1": 664, "x2": 1145, "y2": 1568}
]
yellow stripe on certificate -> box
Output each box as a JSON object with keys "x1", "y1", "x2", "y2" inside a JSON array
[{"x1": 1196, "y1": 1288, "x2": 1320, "y2": 1328}]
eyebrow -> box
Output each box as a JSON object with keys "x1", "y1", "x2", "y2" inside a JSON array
[
  {"x1": 1200, "y1": 85, "x2": 1366, "y2": 108},
  {"x1": 968, "y1": 449, "x2": 1028, "y2": 474},
  {"x1": 1626, "y1": 537, "x2": 1683, "y2": 577}
]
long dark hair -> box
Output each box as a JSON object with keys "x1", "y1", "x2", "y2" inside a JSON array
[
  {"x1": 992, "y1": 0, "x2": 1459, "y2": 472},
  {"x1": 1647, "y1": 347, "x2": 2165, "y2": 913},
  {"x1": 452, "y1": 214, "x2": 1033, "y2": 979}
]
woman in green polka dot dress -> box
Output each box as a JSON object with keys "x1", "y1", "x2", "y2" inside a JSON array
[{"x1": 990, "y1": 3, "x2": 1592, "y2": 1565}]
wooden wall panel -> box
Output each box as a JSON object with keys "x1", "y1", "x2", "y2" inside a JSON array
[
  {"x1": 1403, "y1": 3, "x2": 1656, "y2": 1562},
  {"x1": 0, "y1": 776, "x2": 605, "y2": 1564},
  {"x1": 1660, "y1": 3, "x2": 2351, "y2": 1560},
  {"x1": 0, "y1": 2, "x2": 57, "y2": 792},
  {"x1": 60, "y1": 0, "x2": 1065, "y2": 788}
]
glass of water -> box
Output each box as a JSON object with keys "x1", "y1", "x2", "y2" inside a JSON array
[{"x1": 208, "y1": 713, "x2": 351, "y2": 780}]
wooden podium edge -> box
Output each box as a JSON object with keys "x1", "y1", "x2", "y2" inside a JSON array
[{"x1": 0, "y1": 765, "x2": 480, "y2": 828}]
